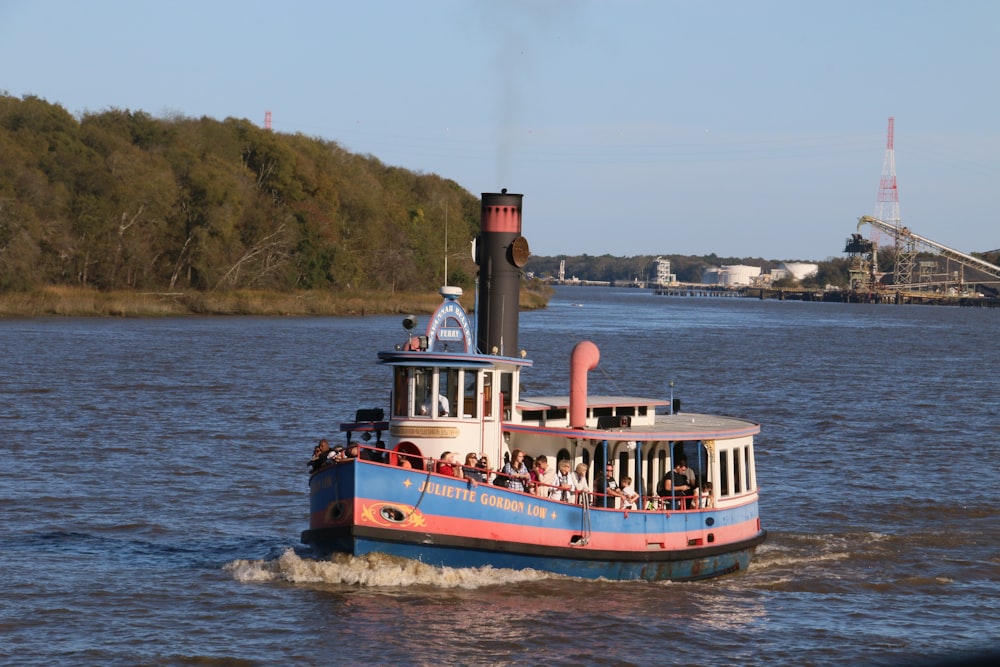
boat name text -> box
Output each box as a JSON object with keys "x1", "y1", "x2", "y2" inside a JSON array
[{"x1": 417, "y1": 481, "x2": 549, "y2": 519}]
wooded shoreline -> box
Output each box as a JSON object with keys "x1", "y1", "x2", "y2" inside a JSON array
[{"x1": 0, "y1": 286, "x2": 550, "y2": 318}]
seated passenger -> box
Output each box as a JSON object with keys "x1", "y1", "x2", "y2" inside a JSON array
[
  {"x1": 420, "y1": 394, "x2": 450, "y2": 417},
  {"x1": 463, "y1": 452, "x2": 485, "y2": 482},
  {"x1": 678, "y1": 456, "x2": 697, "y2": 488},
  {"x1": 435, "y1": 451, "x2": 463, "y2": 477},
  {"x1": 698, "y1": 481, "x2": 715, "y2": 508}
]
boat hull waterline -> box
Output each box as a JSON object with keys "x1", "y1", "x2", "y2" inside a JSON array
[{"x1": 303, "y1": 459, "x2": 765, "y2": 581}]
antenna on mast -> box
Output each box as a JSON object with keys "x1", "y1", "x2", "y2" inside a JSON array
[
  {"x1": 443, "y1": 203, "x2": 449, "y2": 286},
  {"x1": 873, "y1": 117, "x2": 915, "y2": 286}
]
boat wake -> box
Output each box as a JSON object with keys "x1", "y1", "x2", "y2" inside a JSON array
[{"x1": 224, "y1": 548, "x2": 559, "y2": 589}]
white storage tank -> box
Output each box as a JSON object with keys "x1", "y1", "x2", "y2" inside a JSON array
[{"x1": 719, "y1": 265, "x2": 761, "y2": 286}]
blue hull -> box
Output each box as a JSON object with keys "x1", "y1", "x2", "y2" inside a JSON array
[
  {"x1": 301, "y1": 461, "x2": 765, "y2": 581},
  {"x1": 302, "y1": 527, "x2": 763, "y2": 581}
]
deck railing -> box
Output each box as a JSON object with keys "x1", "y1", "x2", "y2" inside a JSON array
[{"x1": 313, "y1": 444, "x2": 710, "y2": 511}]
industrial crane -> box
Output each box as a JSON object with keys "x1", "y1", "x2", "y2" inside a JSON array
[{"x1": 856, "y1": 215, "x2": 1000, "y2": 290}]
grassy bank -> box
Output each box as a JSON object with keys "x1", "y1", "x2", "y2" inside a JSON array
[{"x1": 0, "y1": 285, "x2": 551, "y2": 318}]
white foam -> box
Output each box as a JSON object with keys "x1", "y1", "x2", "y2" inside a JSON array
[{"x1": 224, "y1": 548, "x2": 558, "y2": 588}]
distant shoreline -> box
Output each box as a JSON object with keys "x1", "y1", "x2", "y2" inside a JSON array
[{"x1": 0, "y1": 286, "x2": 550, "y2": 318}]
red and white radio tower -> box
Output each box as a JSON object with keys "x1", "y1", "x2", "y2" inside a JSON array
[
  {"x1": 264, "y1": 111, "x2": 272, "y2": 130},
  {"x1": 875, "y1": 117, "x2": 900, "y2": 226},
  {"x1": 873, "y1": 117, "x2": 915, "y2": 286}
]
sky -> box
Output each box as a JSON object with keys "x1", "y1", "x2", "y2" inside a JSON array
[{"x1": 2, "y1": 0, "x2": 998, "y2": 261}]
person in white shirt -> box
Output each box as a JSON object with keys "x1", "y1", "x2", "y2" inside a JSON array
[{"x1": 620, "y1": 476, "x2": 639, "y2": 510}]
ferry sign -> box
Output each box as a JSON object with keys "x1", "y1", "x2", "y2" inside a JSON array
[{"x1": 426, "y1": 300, "x2": 473, "y2": 353}]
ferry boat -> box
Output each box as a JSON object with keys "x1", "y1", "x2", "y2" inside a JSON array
[{"x1": 301, "y1": 191, "x2": 766, "y2": 581}]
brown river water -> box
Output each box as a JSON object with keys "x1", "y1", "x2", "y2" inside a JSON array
[{"x1": 2, "y1": 286, "x2": 998, "y2": 666}]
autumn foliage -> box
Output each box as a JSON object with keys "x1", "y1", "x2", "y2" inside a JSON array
[{"x1": 0, "y1": 94, "x2": 481, "y2": 294}]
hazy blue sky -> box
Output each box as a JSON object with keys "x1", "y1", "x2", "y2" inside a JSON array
[{"x1": 2, "y1": 0, "x2": 998, "y2": 260}]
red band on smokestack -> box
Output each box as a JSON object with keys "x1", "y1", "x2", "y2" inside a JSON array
[
  {"x1": 570, "y1": 340, "x2": 600, "y2": 429},
  {"x1": 476, "y1": 192, "x2": 524, "y2": 356},
  {"x1": 482, "y1": 205, "x2": 521, "y2": 234}
]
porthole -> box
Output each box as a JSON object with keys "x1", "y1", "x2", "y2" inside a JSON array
[{"x1": 380, "y1": 506, "x2": 406, "y2": 523}]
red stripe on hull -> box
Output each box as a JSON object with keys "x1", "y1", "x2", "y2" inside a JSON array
[{"x1": 310, "y1": 495, "x2": 761, "y2": 555}]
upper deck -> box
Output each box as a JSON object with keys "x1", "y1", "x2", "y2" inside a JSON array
[{"x1": 513, "y1": 394, "x2": 759, "y2": 441}]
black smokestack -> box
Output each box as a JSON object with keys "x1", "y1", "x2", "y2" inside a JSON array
[{"x1": 476, "y1": 190, "x2": 528, "y2": 356}]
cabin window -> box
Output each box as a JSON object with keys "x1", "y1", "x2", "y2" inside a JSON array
[
  {"x1": 414, "y1": 368, "x2": 437, "y2": 417},
  {"x1": 592, "y1": 406, "x2": 613, "y2": 418},
  {"x1": 523, "y1": 410, "x2": 544, "y2": 421},
  {"x1": 719, "y1": 449, "x2": 730, "y2": 497},
  {"x1": 392, "y1": 367, "x2": 408, "y2": 417},
  {"x1": 500, "y1": 372, "x2": 513, "y2": 420},
  {"x1": 733, "y1": 448, "x2": 743, "y2": 494},
  {"x1": 616, "y1": 406, "x2": 636, "y2": 417},
  {"x1": 439, "y1": 368, "x2": 458, "y2": 417},
  {"x1": 483, "y1": 373, "x2": 493, "y2": 418},
  {"x1": 744, "y1": 445, "x2": 755, "y2": 491},
  {"x1": 546, "y1": 408, "x2": 566, "y2": 421},
  {"x1": 463, "y1": 370, "x2": 478, "y2": 418}
]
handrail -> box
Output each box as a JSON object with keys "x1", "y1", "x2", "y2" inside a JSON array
[{"x1": 318, "y1": 446, "x2": 714, "y2": 512}]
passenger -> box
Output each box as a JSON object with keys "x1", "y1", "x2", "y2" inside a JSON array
[
  {"x1": 524, "y1": 455, "x2": 536, "y2": 493},
  {"x1": 477, "y1": 455, "x2": 492, "y2": 483},
  {"x1": 399, "y1": 456, "x2": 413, "y2": 469},
  {"x1": 331, "y1": 444, "x2": 346, "y2": 460},
  {"x1": 435, "y1": 451, "x2": 463, "y2": 477},
  {"x1": 502, "y1": 449, "x2": 531, "y2": 492},
  {"x1": 644, "y1": 495, "x2": 661, "y2": 511},
  {"x1": 421, "y1": 394, "x2": 450, "y2": 416},
  {"x1": 549, "y1": 459, "x2": 574, "y2": 502},
  {"x1": 533, "y1": 455, "x2": 555, "y2": 496},
  {"x1": 463, "y1": 452, "x2": 485, "y2": 482},
  {"x1": 620, "y1": 476, "x2": 639, "y2": 510},
  {"x1": 345, "y1": 442, "x2": 359, "y2": 459},
  {"x1": 572, "y1": 462, "x2": 592, "y2": 505},
  {"x1": 678, "y1": 456, "x2": 697, "y2": 488},
  {"x1": 594, "y1": 462, "x2": 625, "y2": 508},
  {"x1": 662, "y1": 459, "x2": 695, "y2": 509},
  {"x1": 308, "y1": 439, "x2": 332, "y2": 473},
  {"x1": 698, "y1": 481, "x2": 715, "y2": 508}
]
